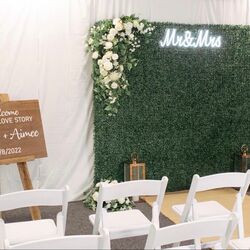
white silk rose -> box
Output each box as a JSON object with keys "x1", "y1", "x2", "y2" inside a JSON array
[
  {"x1": 104, "y1": 51, "x2": 113, "y2": 59},
  {"x1": 111, "y1": 82, "x2": 119, "y2": 89},
  {"x1": 113, "y1": 18, "x2": 121, "y2": 26},
  {"x1": 112, "y1": 53, "x2": 119, "y2": 60},
  {"x1": 100, "y1": 68, "x2": 108, "y2": 77},
  {"x1": 104, "y1": 42, "x2": 113, "y2": 49},
  {"x1": 103, "y1": 61, "x2": 113, "y2": 71},
  {"x1": 115, "y1": 22, "x2": 123, "y2": 31},
  {"x1": 109, "y1": 28, "x2": 118, "y2": 36},
  {"x1": 107, "y1": 34, "x2": 115, "y2": 41}
]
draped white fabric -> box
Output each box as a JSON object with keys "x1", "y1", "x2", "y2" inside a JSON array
[{"x1": 0, "y1": 0, "x2": 249, "y2": 201}]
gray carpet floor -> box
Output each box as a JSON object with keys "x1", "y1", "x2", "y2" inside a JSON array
[{"x1": 2, "y1": 200, "x2": 175, "y2": 249}]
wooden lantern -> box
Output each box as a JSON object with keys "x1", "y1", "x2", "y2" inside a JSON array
[{"x1": 124, "y1": 153, "x2": 146, "y2": 181}]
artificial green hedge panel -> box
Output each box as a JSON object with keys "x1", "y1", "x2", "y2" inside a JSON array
[{"x1": 93, "y1": 22, "x2": 250, "y2": 191}]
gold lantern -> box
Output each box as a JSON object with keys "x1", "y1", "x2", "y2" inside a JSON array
[{"x1": 124, "y1": 153, "x2": 146, "y2": 181}]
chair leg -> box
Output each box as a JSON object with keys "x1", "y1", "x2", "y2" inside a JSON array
[
  {"x1": 235, "y1": 193, "x2": 244, "y2": 239},
  {"x1": 237, "y1": 216, "x2": 244, "y2": 239}
]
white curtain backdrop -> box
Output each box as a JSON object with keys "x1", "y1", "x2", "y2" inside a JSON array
[{"x1": 0, "y1": 0, "x2": 249, "y2": 201}]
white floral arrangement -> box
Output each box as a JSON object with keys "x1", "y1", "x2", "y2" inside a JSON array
[
  {"x1": 83, "y1": 179, "x2": 134, "y2": 212},
  {"x1": 87, "y1": 15, "x2": 155, "y2": 116}
]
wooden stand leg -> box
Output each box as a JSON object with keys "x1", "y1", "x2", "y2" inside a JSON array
[{"x1": 17, "y1": 162, "x2": 41, "y2": 220}]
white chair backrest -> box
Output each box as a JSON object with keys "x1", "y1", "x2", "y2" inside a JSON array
[
  {"x1": 0, "y1": 186, "x2": 69, "y2": 212},
  {"x1": 93, "y1": 177, "x2": 168, "y2": 234},
  {"x1": 99, "y1": 177, "x2": 168, "y2": 206},
  {"x1": 145, "y1": 214, "x2": 238, "y2": 250},
  {"x1": 5, "y1": 229, "x2": 110, "y2": 249},
  {"x1": 181, "y1": 171, "x2": 250, "y2": 222},
  {"x1": 196, "y1": 172, "x2": 249, "y2": 192}
]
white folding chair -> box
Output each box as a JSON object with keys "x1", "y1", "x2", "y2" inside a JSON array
[
  {"x1": 145, "y1": 213, "x2": 238, "y2": 250},
  {"x1": 89, "y1": 177, "x2": 168, "y2": 240},
  {"x1": 5, "y1": 228, "x2": 110, "y2": 249},
  {"x1": 172, "y1": 171, "x2": 250, "y2": 240},
  {"x1": 0, "y1": 186, "x2": 69, "y2": 248},
  {"x1": 230, "y1": 236, "x2": 250, "y2": 249}
]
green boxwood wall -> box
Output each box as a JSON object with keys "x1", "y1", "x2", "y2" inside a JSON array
[{"x1": 93, "y1": 22, "x2": 250, "y2": 191}]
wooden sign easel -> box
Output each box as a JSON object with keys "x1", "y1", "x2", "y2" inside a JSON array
[
  {"x1": 0, "y1": 155, "x2": 40, "y2": 220},
  {"x1": 0, "y1": 94, "x2": 47, "y2": 220}
]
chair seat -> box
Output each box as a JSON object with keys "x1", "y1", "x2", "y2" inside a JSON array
[
  {"x1": 6, "y1": 219, "x2": 58, "y2": 245},
  {"x1": 172, "y1": 201, "x2": 231, "y2": 220},
  {"x1": 89, "y1": 209, "x2": 152, "y2": 239},
  {"x1": 230, "y1": 237, "x2": 250, "y2": 249}
]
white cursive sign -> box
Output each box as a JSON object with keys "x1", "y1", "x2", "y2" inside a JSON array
[
  {"x1": 9, "y1": 128, "x2": 39, "y2": 140},
  {"x1": 160, "y1": 28, "x2": 222, "y2": 48}
]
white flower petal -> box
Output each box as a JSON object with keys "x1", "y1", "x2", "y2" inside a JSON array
[
  {"x1": 92, "y1": 51, "x2": 99, "y2": 59},
  {"x1": 92, "y1": 192, "x2": 99, "y2": 201},
  {"x1": 111, "y1": 82, "x2": 118, "y2": 89},
  {"x1": 112, "y1": 53, "x2": 119, "y2": 60},
  {"x1": 113, "y1": 18, "x2": 121, "y2": 26}
]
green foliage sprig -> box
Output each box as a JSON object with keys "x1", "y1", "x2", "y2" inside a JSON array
[{"x1": 87, "y1": 15, "x2": 155, "y2": 116}]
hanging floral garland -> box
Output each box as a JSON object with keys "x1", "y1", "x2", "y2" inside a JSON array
[{"x1": 87, "y1": 15, "x2": 155, "y2": 116}]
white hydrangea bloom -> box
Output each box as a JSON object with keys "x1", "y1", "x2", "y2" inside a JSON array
[
  {"x1": 129, "y1": 34, "x2": 134, "y2": 40},
  {"x1": 110, "y1": 72, "x2": 121, "y2": 81}
]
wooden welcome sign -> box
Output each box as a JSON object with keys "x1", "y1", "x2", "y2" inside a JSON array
[
  {"x1": 0, "y1": 94, "x2": 47, "y2": 220},
  {"x1": 0, "y1": 100, "x2": 47, "y2": 160}
]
